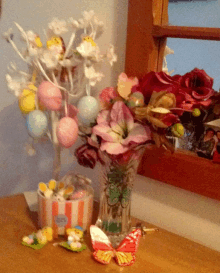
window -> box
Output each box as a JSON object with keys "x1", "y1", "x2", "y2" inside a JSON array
[{"x1": 125, "y1": 0, "x2": 220, "y2": 201}]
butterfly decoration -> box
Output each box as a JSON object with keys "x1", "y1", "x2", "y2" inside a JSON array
[{"x1": 90, "y1": 225, "x2": 142, "y2": 266}]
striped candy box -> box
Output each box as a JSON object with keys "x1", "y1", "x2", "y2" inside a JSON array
[{"x1": 38, "y1": 189, "x2": 94, "y2": 238}]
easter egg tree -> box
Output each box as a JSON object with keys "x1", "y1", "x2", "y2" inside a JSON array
[{"x1": 4, "y1": 11, "x2": 117, "y2": 180}]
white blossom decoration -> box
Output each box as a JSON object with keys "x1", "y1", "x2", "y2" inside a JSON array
[
  {"x1": 48, "y1": 18, "x2": 68, "y2": 35},
  {"x1": 76, "y1": 40, "x2": 99, "y2": 58},
  {"x1": 106, "y1": 44, "x2": 117, "y2": 66},
  {"x1": 85, "y1": 66, "x2": 104, "y2": 86},
  {"x1": 40, "y1": 50, "x2": 59, "y2": 69}
]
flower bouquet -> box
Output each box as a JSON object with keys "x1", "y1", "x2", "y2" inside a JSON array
[{"x1": 75, "y1": 68, "x2": 216, "y2": 246}]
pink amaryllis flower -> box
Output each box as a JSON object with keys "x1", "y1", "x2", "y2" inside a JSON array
[{"x1": 92, "y1": 101, "x2": 151, "y2": 154}]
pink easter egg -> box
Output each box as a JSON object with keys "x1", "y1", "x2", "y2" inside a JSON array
[
  {"x1": 57, "y1": 117, "x2": 78, "y2": 148},
  {"x1": 38, "y1": 81, "x2": 62, "y2": 111}
]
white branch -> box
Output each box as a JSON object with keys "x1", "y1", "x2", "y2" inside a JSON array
[
  {"x1": 68, "y1": 67, "x2": 74, "y2": 93},
  {"x1": 7, "y1": 38, "x2": 28, "y2": 63},
  {"x1": 35, "y1": 59, "x2": 53, "y2": 82},
  {"x1": 63, "y1": 32, "x2": 76, "y2": 59},
  {"x1": 51, "y1": 111, "x2": 59, "y2": 145},
  {"x1": 90, "y1": 22, "x2": 96, "y2": 40},
  {"x1": 35, "y1": 60, "x2": 68, "y2": 92},
  {"x1": 14, "y1": 22, "x2": 30, "y2": 55}
]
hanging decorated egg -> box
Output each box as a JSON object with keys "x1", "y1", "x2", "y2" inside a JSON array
[
  {"x1": 127, "y1": 92, "x2": 145, "y2": 108},
  {"x1": 57, "y1": 117, "x2": 78, "y2": 148},
  {"x1": 77, "y1": 96, "x2": 99, "y2": 126},
  {"x1": 19, "y1": 89, "x2": 36, "y2": 114},
  {"x1": 38, "y1": 81, "x2": 62, "y2": 111},
  {"x1": 26, "y1": 110, "x2": 48, "y2": 138}
]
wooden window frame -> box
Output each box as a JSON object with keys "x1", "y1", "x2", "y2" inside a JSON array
[{"x1": 125, "y1": 0, "x2": 220, "y2": 201}]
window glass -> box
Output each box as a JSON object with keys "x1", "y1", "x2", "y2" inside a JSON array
[
  {"x1": 166, "y1": 38, "x2": 220, "y2": 90},
  {"x1": 168, "y1": 0, "x2": 220, "y2": 28}
]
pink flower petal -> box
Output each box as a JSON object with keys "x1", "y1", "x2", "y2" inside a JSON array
[
  {"x1": 97, "y1": 110, "x2": 111, "y2": 125},
  {"x1": 110, "y1": 121, "x2": 124, "y2": 135},
  {"x1": 110, "y1": 101, "x2": 134, "y2": 131},
  {"x1": 92, "y1": 124, "x2": 120, "y2": 142},
  {"x1": 100, "y1": 141, "x2": 129, "y2": 154},
  {"x1": 121, "y1": 123, "x2": 150, "y2": 146}
]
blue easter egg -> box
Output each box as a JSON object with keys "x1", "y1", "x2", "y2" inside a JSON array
[
  {"x1": 77, "y1": 96, "x2": 99, "y2": 126},
  {"x1": 26, "y1": 110, "x2": 48, "y2": 138}
]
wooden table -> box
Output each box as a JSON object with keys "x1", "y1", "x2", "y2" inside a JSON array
[{"x1": 0, "y1": 194, "x2": 220, "y2": 273}]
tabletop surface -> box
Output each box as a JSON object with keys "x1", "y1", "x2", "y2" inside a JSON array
[{"x1": 0, "y1": 194, "x2": 220, "y2": 273}]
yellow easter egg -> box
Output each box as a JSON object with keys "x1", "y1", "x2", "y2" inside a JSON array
[
  {"x1": 48, "y1": 179, "x2": 56, "y2": 190},
  {"x1": 19, "y1": 89, "x2": 36, "y2": 114},
  {"x1": 39, "y1": 182, "x2": 47, "y2": 192}
]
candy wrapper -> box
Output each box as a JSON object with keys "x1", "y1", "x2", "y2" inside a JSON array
[{"x1": 38, "y1": 172, "x2": 94, "y2": 238}]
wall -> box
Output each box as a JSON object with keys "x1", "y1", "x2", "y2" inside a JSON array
[{"x1": 0, "y1": 0, "x2": 220, "y2": 252}]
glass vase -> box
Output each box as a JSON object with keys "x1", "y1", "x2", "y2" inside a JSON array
[{"x1": 95, "y1": 145, "x2": 146, "y2": 247}]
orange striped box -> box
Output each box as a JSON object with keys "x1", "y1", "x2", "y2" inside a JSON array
[{"x1": 37, "y1": 189, "x2": 94, "y2": 238}]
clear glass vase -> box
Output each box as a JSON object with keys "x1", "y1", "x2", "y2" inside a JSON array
[{"x1": 95, "y1": 145, "x2": 146, "y2": 247}]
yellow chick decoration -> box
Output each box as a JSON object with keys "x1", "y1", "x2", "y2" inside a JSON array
[
  {"x1": 28, "y1": 34, "x2": 43, "y2": 56},
  {"x1": 66, "y1": 226, "x2": 83, "y2": 239},
  {"x1": 42, "y1": 227, "x2": 53, "y2": 241},
  {"x1": 83, "y1": 36, "x2": 96, "y2": 47},
  {"x1": 19, "y1": 84, "x2": 37, "y2": 114},
  {"x1": 47, "y1": 36, "x2": 65, "y2": 60},
  {"x1": 22, "y1": 226, "x2": 53, "y2": 250},
  {"x1": 35, "y1": 35, "x2": 43, "y2": 48},
  {"x1": 36, "y1": 230, "x2": 48, "y2": 245},
  {"x1": 59, "y1": 226, "x2": 86, "y2": 252}
]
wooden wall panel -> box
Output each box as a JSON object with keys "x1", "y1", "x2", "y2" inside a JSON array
[{"x1": 138, "y1": 147, "x2": 220, "y2": 201}]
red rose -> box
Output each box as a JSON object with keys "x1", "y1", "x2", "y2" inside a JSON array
[
  {"x1": 74, "y1": 136, "x2": 105, "y2": 169},
  {"x1": 74, "y1": 144, "x2": 98, "y2": 169},
  {"x1": 161, "y1": 113, "x2": 180, "y2": 127},
  {"x1": 136, "y1": 69, "x2": 214, "y2": 112},
  {"x1": 136, "y1": 71, "x2": 181, "y2": 104},
  {"x1": 180, "y1": 68, "x2": 214, "y2": 101}
]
